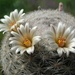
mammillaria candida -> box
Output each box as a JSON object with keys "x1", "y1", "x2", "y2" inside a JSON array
[{"x1": 1, "y1": 2, "x2": 75, "y2": 75}]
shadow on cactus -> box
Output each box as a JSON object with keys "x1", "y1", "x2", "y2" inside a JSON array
[{"x1": 0, "y1": 2, "x2": 75, "y2": 75}]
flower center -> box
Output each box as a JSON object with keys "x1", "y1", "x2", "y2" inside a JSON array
[
  {"x1": 57, "y1": 38, "x2": 66, "y2": 47},
  {"x1": 10, "y1": 22, "x2": 15, "y2": 26},
  {"x1": 24, "y1": 39, "x2": 32, "y2": 47}
]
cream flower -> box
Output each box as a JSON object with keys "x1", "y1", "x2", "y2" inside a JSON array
[
  {"x1": 47, "y1": 22, "x2": 75, "y2": 56},
  {"x1": 9, "y1": 23, "x2": 41, "y2": 54},
  {"x1": 0, "y1": 9, "x2": 25, "y2": 33}
]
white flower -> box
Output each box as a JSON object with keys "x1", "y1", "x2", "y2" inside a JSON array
[
  {"x1": 0, "y1": 9, "x2": 25, "y2": 33},
  {"x1": 47, "y1": 22, "x2": 75, "y2": 57},
  {"x1": 9, "y1": 23, "x2": 41, "y2": 54}
]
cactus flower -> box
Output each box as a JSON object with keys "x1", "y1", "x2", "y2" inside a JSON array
[
  {"x1": 47, "y1": 22, "x2": 75, "y2": 56},
  {"x1": 0, "y1": 9, "x2": 25, "y2": 33},
  {"x1": 9, "y1": 23, "x2": 41, "y2": 54}
]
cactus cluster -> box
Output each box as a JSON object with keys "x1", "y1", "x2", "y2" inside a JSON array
[{"x1": 1, "y1": 3, "x2": 75, "y2": 75}]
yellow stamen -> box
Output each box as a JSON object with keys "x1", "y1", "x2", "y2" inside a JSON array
[
  {"x1": 24, "y1": 39, "x2": 32, "y2": 47},
  {"x1": 57, "y1": 38, "x2": 66, "y2": 47},
  {"x1": 10, "y1": 22, "x2": 15, "y2": 26}
]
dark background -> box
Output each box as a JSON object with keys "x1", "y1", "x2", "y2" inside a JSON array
[{"x1": 0, "y1": 0, "x2": 75, "y2": 74}]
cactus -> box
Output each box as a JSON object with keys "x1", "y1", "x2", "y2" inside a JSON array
[{"x1": 1, "y1": 3, "x2": 75, "y2": 75}]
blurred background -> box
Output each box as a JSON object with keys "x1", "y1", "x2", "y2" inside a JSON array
[{"x1": 0, "y1": 0, "x2": 75, "y2": 74}]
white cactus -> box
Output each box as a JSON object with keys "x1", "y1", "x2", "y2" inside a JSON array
[{"x1": 1, "y1": 3, "x2": 75, "y2": 75}]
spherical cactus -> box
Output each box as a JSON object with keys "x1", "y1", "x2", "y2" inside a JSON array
[{"x1": 1, "y1": 3, "x2": 75, "y2": 75}]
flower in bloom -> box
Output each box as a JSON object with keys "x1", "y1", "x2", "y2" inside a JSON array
[
  {"x1": 0, "y1": 9, "x2": 25, "y2": 33},
  {"x1": 46, "y1": 22, "x2": 75, "y2": 56},
  {"x1": 9, "y1": 23, "x2": 41, "y2": 54}
]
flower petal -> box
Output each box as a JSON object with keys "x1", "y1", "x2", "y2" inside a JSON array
[
  {"x1": 15, "y1": 48, "x2": 21, "y2": 54},
  {"x1": 19, "y1": 24, "x2": 26, "y2": 36},
  {"x1": 69, "y1": 48, "x2": 75, "y2": 53},
  {"x1": 30, "y1": 26, "x2": 37, "y2": 37},
  {"x1": 10, "y1": 11, "x2": 15, "y2": 21},
  {"x1": 0, "y1": 19, "x2": 10, "y2": 25},
  {"x1": 11, "y1": 31, "x2": 24, "y2": 40},
  {"x1": 11, "y1": 46, "x2": 19, "y2": 51},
  {"x1": 20, "y1": 13, "x2": 25, "y2": 18},
  {"x1": 20, "y1": 46, "x2": 26, "y2": 54},
  {"x1": 19, "y1": 9, "x2": 25, "y2": 17},
  {"x1": 67, "y1": 38, "x2": 75, "y2": 44},
  {"x1": 13, "y1": 9, "x2": 18, "y2": 21},
  {"x1": 63, "y1": 26, "x2": 71, "y2": 38},
  {"x1": 9, "y1": 37, "x2": 17, "y2": 40},
  {"x1": 68, "y1": 42, "x2": 75, "y2": 48},
  {"x1": 20, "y1": 50, "x2": 26, "y2": 55},
  {"x1": 17, "y1": 19, "x2": 24, "y2": 23},
  {"x1": 57, "y1": 48, "x2": 63, "y2": 56},
  {"x1": 32, "y1": 36, "x2": 41, "y2": 45},
  {"x1": 4, "y1": 15, "x2": 11, "y2": 22},
  {"x1": 56, "y1": 22, "x2": 63, "y2": 38},
  {"x1": 26, "y1": 46, "x2": 34, "y2": 54},
  {"x1": 50, "y1": 25, "x2": 56, "y2": 38},
  {"x1": 25, "y1": 22, "x2": 30, "y2": 34},
  {"x1": 9, "y1": 40, "x2": 21, "y2": 44},
  {"x1": 70, "y1": 38, "x2": 75, "y2": 42},
  {"x1": 66, "y1": 30, "x2": 75, "y2": 42},
  {"x1": 64, "y1": 48, "x2": 69, "y2": 57}
]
